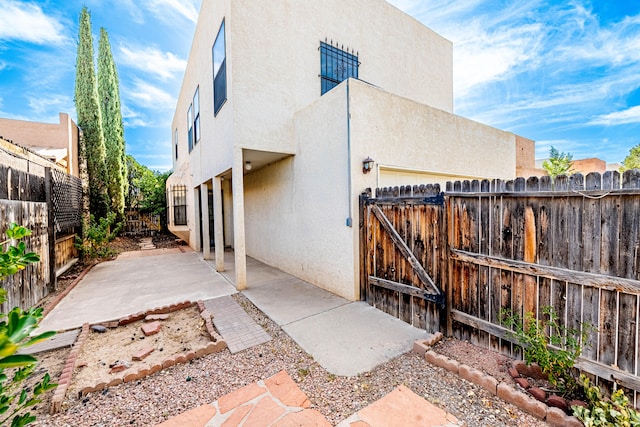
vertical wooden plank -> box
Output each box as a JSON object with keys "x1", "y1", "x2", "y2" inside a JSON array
[
  {"x1": 599, "y1": 289, "x2": 617, "y2": 367},
  {"x1": 617, "y1": 293, "x2": 637, "y2": 374},
  {"x1": 619, "y1": 193, "x2": 639, "y2": 280}
]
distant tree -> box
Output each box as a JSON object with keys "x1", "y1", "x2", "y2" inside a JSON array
[
  {"x1": 620, "y1": 143, "x2": 640, "y2": 172},
  {"x1": 542, "y1": 146, "x2": 573, "y2": 179},
  {"x1": 98, "y1": 28, "x2": 127, "y2": 222},
  {"x1": 75, "y1": 7, "x2": 109, "y2": 218},
  {"x1": 126, "y1": 155, "x2": 170, "y2": 230}
]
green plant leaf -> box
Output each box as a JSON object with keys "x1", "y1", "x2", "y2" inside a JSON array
[{"x1": 0, "y1": 355, "x2": 37, "y2": 369}]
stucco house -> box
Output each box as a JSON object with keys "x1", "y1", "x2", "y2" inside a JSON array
[
  {"x1": 167, "y1": 0, "x2": 533, "y2": 300},
  {"x1": 0, "y1": 113, "x2": 81, "y2": 177}
]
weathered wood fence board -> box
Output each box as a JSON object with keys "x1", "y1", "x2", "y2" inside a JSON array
[{"x1": 362, "y1": 170, "x2": 640, "y2": 402}]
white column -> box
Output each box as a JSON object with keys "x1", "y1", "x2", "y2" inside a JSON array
[
  {"x1": 200, "y1": 184, "x2": 211, "y2": 260},
  {"x1": 213, "y1": 176, "x2": 225, "y2": 271},
  {"x1": 232, "y1": 150, "x2": 247, "y2": 290}
]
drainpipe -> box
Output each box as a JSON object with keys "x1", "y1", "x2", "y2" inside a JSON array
[{"x1": 346, "y1": 79, "x2": 352, "y2": 227}]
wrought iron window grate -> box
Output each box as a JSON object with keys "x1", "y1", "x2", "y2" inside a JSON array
[{"x1": 320, "y1": 40, "x2": 359, "y2": 95}]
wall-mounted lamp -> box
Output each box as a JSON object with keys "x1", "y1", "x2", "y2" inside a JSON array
[
  {"x1": 362, "y1": 157, "x2": 374, "y2": 174},
  {"x1": 245, "y1": 161, "x2": 253, "y2": 171}
]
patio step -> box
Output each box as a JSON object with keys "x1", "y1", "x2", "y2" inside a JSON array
[{"x1": 155, "y1": 370, "x2": 459, "y2": 426}]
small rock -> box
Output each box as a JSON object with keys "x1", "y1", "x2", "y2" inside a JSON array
[
  {"x1": 507, "y1": 367, "x2": 520, "y2": 379},
  {"x1": 514, "y1": 377, "x2": 530, "y2": 389},
  {"x1": 186, "y1": 376, "x2": 192, "y2": 382},
  {"x1": 91, "y1": 325, "x2": 107, "y2": 333},
  {"x1": 547, "y1": 394, "x2": 569, "y2": 412},
  {"x1": 528, "y1": 387, "x2": 546, "y2": 402}
]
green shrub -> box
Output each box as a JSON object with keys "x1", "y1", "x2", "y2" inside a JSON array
[
  {"x1": 501, "y1": 306, "x2": 591, "y2": 396},
  {"x1": 0, "y1": 224, "x2": 56, "y2": 426},
  {"x1": 76, "y1": 212, "x2": 122, "y2": 259},
  {"x1": 573, "y1": 375, "x2": 640, "y2": 426}
]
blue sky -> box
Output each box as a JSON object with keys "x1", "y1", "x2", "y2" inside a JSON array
[{"x1": 1, "y1": 0, "x2": 639, "y2": 170}]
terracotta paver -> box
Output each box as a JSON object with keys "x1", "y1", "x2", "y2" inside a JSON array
[
  {"x1": 218, "y1": 382, "x2": 267, "y2": 414},
  {"x1": 274, "y1": 409, "x2": 332, "y2": 427},
  {"x1": 242, "y1": 397, "x2": 286, "y2": 426},
  {"x1": 155, "y1": 404, "x2": 216, "y2": 427},
  {"x1": 264, "y1": 370, "x2": 311, "y2": 408},
  {"x1": 221, "y1": 403, "x2": 253, "y2": 426},
  {"x1": 141, "y1": 321, "x2": 162, "y2": 336},
  {"x1": 356, "y1": 385, "x2": 459, "y2": 427}
]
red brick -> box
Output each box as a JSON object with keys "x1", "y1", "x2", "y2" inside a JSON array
[
  {"x1": 108, "y1": 378, "x2": 123, "y2": 387},
  {"x1": 547, "y1": 394, "x2": 569, "y2": 412},
  {"x1": 476, "y1": 373, "x2": 498, "y2": 395},
  {"x1": 197, "y1": 300, "x2": 205, "y2": 312},
  {"x1": 162, "y1": 358, "x2": 176, "y2": 368},
  {"x1": 81, "y1": 386, "x2": 94, "y2": 396},
  {"x1": 515, "y1": 377, "x2": 530, "y2": 389},
  {"x1": 218, "y1": 383, "x2": 267, "y2": 414},
  {"x1": 459, "y1": 364, "x2": 483, "y2": 385},
  {"x1": 94, "y1": 382, "x2": 107, "y2": 392},
  {"x1": 528, "y1": 387, "x2": 546, "y2": 402},
  {"x1": 412, "y1": 340, "x2": 430, "y2": 356},
  {"x1": 195, "y1": 345, "x2": 208, "y2": 358},
  {"x1": 141, "y1": 321, "x2": 162, "y2": 336},
  {"x1": 145, "y1": 314, "x2": 170, "y2": 321},
  {"x1": 274, "y1": 409, "x2": 332, "y2": 427},
  {"x1": 569, "y1": 399, "x2": 588, "y2": 409},
  {"x1": 123, "y1": 373, "x2": 137, "y2": 383},
  {"x1": 132, "y1": 347, "x2": 155, "y2": 361},
  {"x1": 110, "y1": 364, "x2": 127, "y2": 374},
  {"x1": 508, "y1": 367, "x2": 520, "y2": 378},
  {"x1": 138, "y1": 368, "x2": 151, "y2": 378},
  {"x1": 497, "y1": 383, "x2": 547, "y2": 419},
  {"x1": 546, "y1": 407, "x2": 582, "y2": 427},
  {"x1": 149, "y1": 363, "x2": 163, "y2": 374},
  {"x1": 512, "y1": 360, "x2": 528, "y2": 376},
  {"x1": 264, "y1": 370, "x2": 311, "y2": 408},
  {"x1": 424, "y1": 350, "x2": 439, "y2": 366},
  {"x1": 185, "y1": 350, "x2": 196, "y2": 360},
  {"x1": 175, "y1": 354, "x2": 187, "y2": 364}
]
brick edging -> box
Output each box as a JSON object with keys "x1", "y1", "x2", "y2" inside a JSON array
[
  {"x1": 422, "y1": 348, "x2": 583, "y2": 427},
  {"x1": 50, "y1": 323, "x2": 90, "y2": 414},
  {"x1": 41, "y1": 263, "x2": 96, "y2": 321},
  {"x1": 49, "y1": 301, "x2": 228, "y2": 414}
]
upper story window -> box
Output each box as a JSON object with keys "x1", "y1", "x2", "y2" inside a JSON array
[
  {"x1": 193, "y1": 86, "x2": 200, "y2": 143},
  {"x1": 187, "y1": 104, "x2": 194, "y2": 152},
  {"x1": 174, "y1": 128, "x2": 178, "y2": 160},
  {"x1": 212, "y1": 20, "x2": 226, "y2": 116},
  {"x1": 320, "y1": 41, "x2": 359, "y2": 95}
]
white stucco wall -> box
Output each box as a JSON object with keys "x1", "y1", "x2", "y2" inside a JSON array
[
  {"x1": 347, "y1": 79, "x2": 517, "y2": 196},
  {"x1": 242, "y1": 86, "x2": 357, "y2": 299}
]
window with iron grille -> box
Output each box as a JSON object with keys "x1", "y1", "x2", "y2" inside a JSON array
[
  {"x1": 320, "y1": 41, "x2": 359, "y2": 95},
  {"x1": 172, "y1": 185, "x2": 187, "y2": 226},
  {"x1": 193, "y1": 86, "x2": 200, "y2": 143},
  {"x1": 212, "y1": 20, "x2": 226, "y2": 115},
  {"x1": 187, "y1": 104, "x2": 193, "y2": 152}
]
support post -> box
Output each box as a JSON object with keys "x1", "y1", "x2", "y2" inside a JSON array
[
  {"x1": 200, "y1": 184, "x2": 211, "y2": 260},
  {"x1": 232, "y1": 150, "x2": 247, "y2": 290},
  {"x1": 213, "y1": 176, "x2": 225, "y2": 271},
  {"x1": 44, "y1": 167, "x2": 56, "y2": 293}
]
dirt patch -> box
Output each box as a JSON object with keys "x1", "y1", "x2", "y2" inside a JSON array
[
  {"x1": 432, "y1": 337, "x2": 513, "y2": 384},
  {"x1": 68, "y1": 306, "x2": 210, "y2": 397}
]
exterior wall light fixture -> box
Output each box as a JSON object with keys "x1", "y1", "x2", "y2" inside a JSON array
[
  {"x1": 245, "y1": 161, "x2": 252, "y2": 171},
  {"x1": 362, "y1": 157, "x2": 374, "y2": 174}
]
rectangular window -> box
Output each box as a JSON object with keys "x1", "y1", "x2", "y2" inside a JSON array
[
  {"x1": 187, "y1": 104, "x2": 193, "y2": 152},
  {"x1": 172, "y1": 185, "x2": 187, "y2": 226},
  {"x1": 174, "y1": 128, "x2": 178, "y2": 160},
  {"x1": 193, "y1": 87, "x2": 200, "y2": 143},
  {"x1": 320, "y1": 41, "x2": 359, "y2": 95},
  {"x1": 212, "y1": 20, "x2": 226, "y2": 115}
]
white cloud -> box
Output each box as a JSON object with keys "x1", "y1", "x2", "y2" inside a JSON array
[
  {"x1": 26, "y1": 94, "x2": 74, "y2": 121},
  {"x1": 121, "y1": 104, "x2": 154, "y2": 128},
  {"x1": 126, "y1": 80, "x2": 175, "y2": 111},
  {"x1": 118, "y1": 45, "x2": 187, "y2": 80},
  {"x1": 146, "y1": 0, "x2": 199, "y2": 24},
  {"x1": 0, "y1": 60, "x2": 6, "y2": 71},
  {"x1": 589, "y1": 106, "x2": 640, "y2": 126},
  {"x1": 0, "y1": 0, "x2": 67, "y2": 44}
]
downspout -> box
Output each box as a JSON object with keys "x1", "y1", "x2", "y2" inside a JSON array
[{"x1": 346, "y1": 79, "x2": 353, "y2": 227}]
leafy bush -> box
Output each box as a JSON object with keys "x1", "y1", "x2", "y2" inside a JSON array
[
  {"x1": 76, "y1": 212, "x2": 122, "y2": 259},
  {"x1": 573, "y1": 375, "x2": 640, "y2": 426},
  {"x1": 0, "y1": 224, "x2": 40, "y2": 281},
  {"x1": 0, "y1": 224, "x2": 56, "y2": 426},
  {"x1": 502, "y1": 306, "x2": 591, "y2": 396}
]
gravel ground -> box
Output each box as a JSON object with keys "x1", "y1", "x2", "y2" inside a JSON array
[{"x1": 31, "y1": 294, "x2": 548, "y2": 426}]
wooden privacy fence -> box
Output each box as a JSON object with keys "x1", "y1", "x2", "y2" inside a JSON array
[
  {"x1": 361, "y1": 170, "x2": 640, "y2": 402},
  {"x1": 0, "y1": 165, "x2": 83, "y2": 311}
]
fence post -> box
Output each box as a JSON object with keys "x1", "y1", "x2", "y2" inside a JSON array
[{"x1": 45, "y1": 167, "x2": 56, "y2": 293}]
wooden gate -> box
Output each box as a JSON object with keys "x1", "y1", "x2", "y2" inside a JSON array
[{"x1": 360, "y1": 185, "x2": 446, "y2": 331}]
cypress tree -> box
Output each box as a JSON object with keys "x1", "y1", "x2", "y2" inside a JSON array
[
  {"x1": 98, "y1": 28, "x2": 127, "y2": 221},
  {"x1": 75, "y1": 7, "x2": 109, "y2": 218}
]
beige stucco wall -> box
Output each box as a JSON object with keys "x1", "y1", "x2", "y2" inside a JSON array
[
  {"x1": 243, "y1": 86, "x2": 356, "y2": 299},
  {"x1": 0, "y1": 113, "x2": 80, "y2": 176},
  {"x1": 348, "y1": 79, "x2": 517, "y2": 193}
]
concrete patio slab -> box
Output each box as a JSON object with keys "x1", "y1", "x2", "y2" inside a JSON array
[
  {"x1": 243, "y1": 278, "x2": 349, "y2": 326},
  {"x1": 38, "y1": 251, "x2": 237, "y2": 332},
  {"x1": 282, "y1": 302, "x2": 428, "y2": 377}
]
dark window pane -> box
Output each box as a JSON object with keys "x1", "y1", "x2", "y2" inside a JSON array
[
  {"x1": 213, "y1": 20, "x2": 227, "y2": 116},
  {"x1": 320, "y1": 42, "x2": 359, "y2": 95}
]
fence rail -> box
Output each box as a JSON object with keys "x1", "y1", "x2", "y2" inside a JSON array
[{"x1": 362, "y1": 170, "x2": 640, "y2": 403}]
